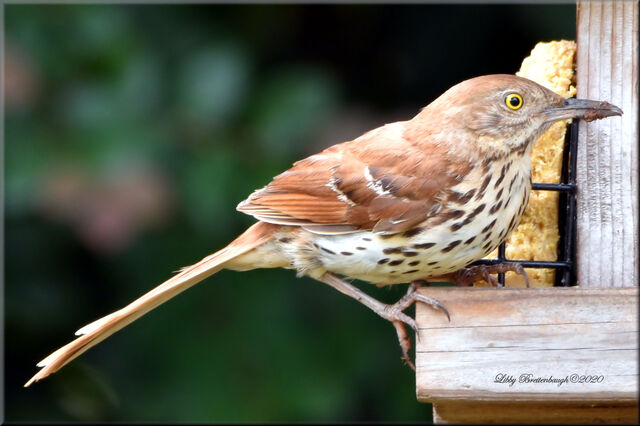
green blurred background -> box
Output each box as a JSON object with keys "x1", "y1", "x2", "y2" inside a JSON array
[{"x1": 4, "y1": 4, "x2": 575, "y2": 422}]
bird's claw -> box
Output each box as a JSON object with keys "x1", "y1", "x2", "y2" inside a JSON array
[
  {"x1": 381, "y1": 306, "x2": 417, "y2": 333},
  {"x1": 452, "y1": 262, "x2": 530, "y2": 288},
  {"x1": 380, "y1": 281, "x2": 450, "y2": 371},
  {"x1": 413, "y1": 293, "x2": 451, "y2": 322}
]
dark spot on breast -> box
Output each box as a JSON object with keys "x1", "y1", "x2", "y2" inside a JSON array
[
  {"x1": 464, "y1": 236, "x2": 476, "y2": 245},
  {"x1": 489, "y1": 201, "x2": 503, "y2": 214},
  {"x1": 508, "y1": 215, "x2": 517, "y2": 231},
  {"x1": 482, "y1": 158, "x2": 492, "y2": 173},
  {"x1": 452, "y1": 204, "x2": 486, "y2": 231},
  {"x1": 356, "y1": 247, "x2": 366, "y2": 250},
  {"x1": 362, "y1": 237, "x2": 372, "y2": 242},
  {"x1": 403, "y1": 269, "x2": 420, "y2": 274},
  {"x1": 388, "y1": 259, "x2": 405, "y2": 266},
  {"x1": 509, "y1": 175, "x2": 517, "y2": 192},
  {"x1": 495, "y1": 188, "x2": 504, "y2": 201},
  {"x1": 278, "y1": 237, "x2": 292, "y2": 243},
  {"x1": 520, "y1": 193, "x2": 530, "y2": 214},
  {"x1": 320, "y1": 246, "x2": 336, "y2": 255},
  {"x1": 402, "y1": 227, "x2": 424, "y2": 238},
  {"x1": 408, "y1": 260, "x2": 421, "y2": 266},
  {"x1": 412, "y1": 242, "x2": 436, "y2": 249},
  {"x1": 431, "y1": 208, "x2": 464, "y2": 226},
  {"x1": 450, "y1": 221, "x2": 464, "y2": 232},
  {"x1": 467, "y1": 203, "x2": 486, "y2": 221},
  {"x1": 449, "y1": 189, "x2": 476, "y2": 204},
  {"x1": 475, "y1": 174, "x2": 492, "y2": 200},
  {"x1": 482, "y1": 240, "x2": 493, "y2": 250},
  {"x1": 383, "y1": 247, "x2": 404, "y2": 255},
  {"x1": 516, "y1": 142, "x2": 528, "y2": 156},
  {"x1": 378, "y1": 258, "x2": 390, "y2": 265},
  {"x1": 493, "y1": 164, "x2": 508, "y2": 189},
  {"x1": 482, "y1": 232, "x2": 493, "y2": 242},
  {"x1": 379, "y1": 234, "x2": 394, "y2": 240},
  {"x1": 441, "y1": 240, "x2": 462, "y2": 253},
  {"x1": 427, "y1": 261, "x2": 438, "y2": 265},
  {"x1": 482, "y1": 218, "x2": 497, "y2": 233},
  {"x1": 390, "y1": 270, "x2": 398, "y2": 274},
  {"x1": 340, "y1": 251, "x2": 353, "y2": 256},
  {"x1": 402, "y1": 251, "x2": 419, "y2": 257}
]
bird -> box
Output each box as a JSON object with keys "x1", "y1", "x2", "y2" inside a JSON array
[{"x1": 25, "y1": 74, "x2": 622, "y2": 386}]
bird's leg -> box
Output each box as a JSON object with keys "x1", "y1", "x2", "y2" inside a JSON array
[
  {"x1": 432, "y1": 263, "x2": 531, "y2": 288},
  {"x1": 318, "y1": 273, "x2": 450, "y2": 371},
  {"x1": 389, "y1": 281, "x2": 452, "y2": 370}
]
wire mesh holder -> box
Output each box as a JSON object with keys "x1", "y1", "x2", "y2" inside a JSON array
[{"x1": 471, "y1": 119, "x2": 579, "y2": 287}]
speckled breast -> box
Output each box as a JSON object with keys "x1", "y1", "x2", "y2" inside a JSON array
[{"x1": 310, "y1": 154, "x2": 532, "y2": 284}]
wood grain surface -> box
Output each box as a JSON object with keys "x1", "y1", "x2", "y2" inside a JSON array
[
  {"x1": 575, "y1": 1, "x2": 639, "y2": 287},
  {"x1": 415, "y1": 287, "x2": 637, "y2": 403}
]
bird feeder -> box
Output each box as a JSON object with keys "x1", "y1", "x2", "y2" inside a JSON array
[{"x1": 415, "y1": 2, "x2": 639, "y2": 423}]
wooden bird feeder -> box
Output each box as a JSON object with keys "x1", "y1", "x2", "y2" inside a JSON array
[{"x1": 415, "y1": 2, "x2": 639, "y2": 423}]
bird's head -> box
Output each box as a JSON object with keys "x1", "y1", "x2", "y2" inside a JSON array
[{"x1": 416, "y1": 74, "x2": 622, "y2": 159}]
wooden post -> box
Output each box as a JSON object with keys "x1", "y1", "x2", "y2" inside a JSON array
[
  {"x1": 575, "y1": 0, "x2": 639, "y2": 287},
  {"x1": 418, "y1": 2, "x2": 639, "y2": 423}
]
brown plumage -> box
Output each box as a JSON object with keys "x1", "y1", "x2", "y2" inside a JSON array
[{"x1": 25, "y1": 74, "x2": 622, "y2": 386}]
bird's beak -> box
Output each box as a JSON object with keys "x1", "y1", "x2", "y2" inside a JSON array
[{"x1": 543, "y1": 97, "x2": 623, "y2": 123}]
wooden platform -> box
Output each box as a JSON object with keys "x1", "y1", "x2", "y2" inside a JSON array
[{"x1": 415, "y1": 287, "x2": 638, "y2": 423}]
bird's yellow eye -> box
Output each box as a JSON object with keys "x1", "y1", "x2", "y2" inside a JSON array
[{"x1": 505, "y1": 93, "x2": 523, "y2": 110}]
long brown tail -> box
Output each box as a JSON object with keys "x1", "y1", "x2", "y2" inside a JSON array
[{"x1": 25, "y1": 221, "x2": 277, "y2": 387}]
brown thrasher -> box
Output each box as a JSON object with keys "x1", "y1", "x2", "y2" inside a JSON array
[{"x1": 25, "y1": 74, "x2": 621, "y2": 386}]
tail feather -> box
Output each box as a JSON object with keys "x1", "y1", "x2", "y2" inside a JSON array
[{"x1": 25, "y1": 222, "x2": 277, "y2": 387}]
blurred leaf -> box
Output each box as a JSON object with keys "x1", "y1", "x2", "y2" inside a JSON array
[
  {"x1": 179, "y1": 142, "x2": 238, "y2": 235},
  {"x1": 247, "y1": 66, "x2": 340, "y2": 158},
  {"x1": 178, "y1": 43, "x2": 252, "y2": 128},
  {"x1": 4, "y1": 124, "x2": 54, "y2": 214},
  {"x1": 58, "y1": 82, "x2": 122, "y2": 128},
  {"x1": 71, "y1": 6, "x2": 130, "y2": 56},
  {"x1": 118, "y1": 53, "x2": 164, "y2": 117}
]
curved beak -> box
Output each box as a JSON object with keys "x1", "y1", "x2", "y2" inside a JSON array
[{"x1": 543, "y1": 97, "x2": 623, "y2": 123}]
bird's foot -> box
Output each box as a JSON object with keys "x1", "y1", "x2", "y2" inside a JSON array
[
  {"x1": 385, "y1": 282, "x2": 450, "y2": 370},
  {"x1": 319, "y1": 273, "x2": 449, "y2": 371},
  {"x1": 449, "y1": 262, "x2": 530, "y2": 288}
]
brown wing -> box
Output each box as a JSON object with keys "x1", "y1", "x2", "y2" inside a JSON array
[{"x1": 237, "y1": 121, "x2": 472, "y2": 235}]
